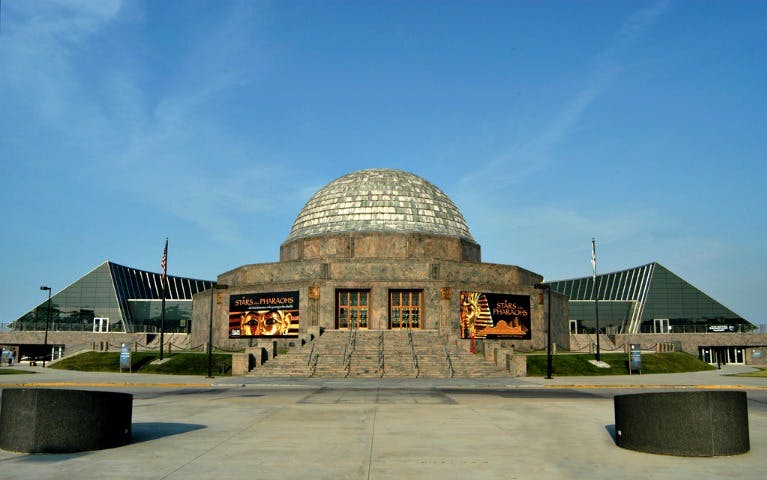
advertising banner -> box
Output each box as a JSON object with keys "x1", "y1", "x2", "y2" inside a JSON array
[
  {"x1": 460, "y1": 292, "x2": 531, "y2": 339},
  {"x1": 228, "y1": 291, "x2": 299, "y2": 338},
  {"x1": 707, "y1": 324, "x2": 737, "y2": 333}
]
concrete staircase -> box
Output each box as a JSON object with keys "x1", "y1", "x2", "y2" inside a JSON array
[
  {"x1": 245, "y1": 340, "x2": 314, "y2": 377},
  {"x1": 247, "y1": 329, "x2": 510, "y2": 378},
  {"x1": 345, "y1": 330, "x2": 381, "y2": 378},
  {"x1": 310, "y1": 330, "x2": 348, "y2": 377},
  {"x1": 410, "y1": 331, "x2": 450, "y2": 378},
  {"x1": 445, "y1": 341, "x2": 510, "y2": 377},
  {"x1": 381, "y1": 331, "x2": 417, "y2": 377}
]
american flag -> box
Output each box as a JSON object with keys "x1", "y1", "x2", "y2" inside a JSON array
[{"x1": 161, "y1": 238, "x2": 168, "y2": 280}]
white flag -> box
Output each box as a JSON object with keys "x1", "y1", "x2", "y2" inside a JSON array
[{"x1": 591, "y1": 238, "x2": 597, "y2": 280}]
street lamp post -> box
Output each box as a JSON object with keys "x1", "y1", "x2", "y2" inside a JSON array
[
  {"x1": 592, "y1": 237, "x2": 601, "y2": 362},
  {"x1": 545, "y1": 285, "x2": 553, "y2": 379},
  {"x1": 40, "y1": 286, "x2": 52, "y2": 367},
  {"x1": 534, "y1": 283, "x2": 553, "y2": 379},
  {"x1": 208, "y1": 283, "x2": 228, "y2": 378}
]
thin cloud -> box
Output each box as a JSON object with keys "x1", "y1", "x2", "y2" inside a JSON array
[
  {"x1": 0, "y1": 1, "x2": 122, "y2": 132},
  {"x1": 462, "y1": 0, "x2": 670, "y2": 188},
  {"x1": 1, "y1": 1, "x2": 296, "y2": 245}
]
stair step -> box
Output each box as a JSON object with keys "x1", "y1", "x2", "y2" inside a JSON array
[{"x1": 247, "y1": 330, "x2": 511, "y2": 378}]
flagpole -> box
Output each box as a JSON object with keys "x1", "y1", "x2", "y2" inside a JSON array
[
  {"x1": 160, "y1": 238, "x2": 168, "y2": 360},
  {"x1": 592, "y1": 238, "x2": 601, "y2": 361}
]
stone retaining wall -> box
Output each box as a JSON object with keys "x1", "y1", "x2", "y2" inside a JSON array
[{"x1": 568, "y1": 333, "x2": 767, "y2": 364}]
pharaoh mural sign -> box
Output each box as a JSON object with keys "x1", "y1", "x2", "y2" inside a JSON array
[
  {"x1": 228, "y1": 291, "x2": 299, "y2": 338},
  {"x1": 460, "y1": 292, "x2": 531, "y2": 339}
]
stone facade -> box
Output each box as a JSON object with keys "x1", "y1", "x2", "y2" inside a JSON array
[
  {"x1": 191, "y1": 257, "x2": 569, "y2": 354},
  {"x1": 190, "y1": 169, "x2": 568, "y2": 359},
  {"x1": 280, "y1": 232, "x2": 480, "y2": 262},
  {"x1": 568, "y1": 332, "x2": 767, "y2": 363},
  {"x1": 0, "y1": 331, "x2": 190, "y2": 359}
]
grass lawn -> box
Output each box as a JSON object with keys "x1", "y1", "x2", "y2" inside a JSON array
[
  {"x1": 49, "y1": 351, "x2": 232, "y2": 376},
  {"x1": 0, "y1": 368, "x2": 31, "y2": 375},
  {"x1": 526, "y1": 352, "x2": 716, "y2": 376},
  {"x1": 43, "y1": 350, "x2": 721, "y2": 378}
]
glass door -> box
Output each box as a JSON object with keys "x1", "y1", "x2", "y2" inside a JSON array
[
  {"x1": 700, "y1": 347, "x2": 745, "y2": 365},
  {"x1": 699, "y1": 347, "x2": 716, "y2": 364},
  {"x1": 653, "y1": 318, "x2": 670, "y2": 333},
  {"x1": 726, "y1": 347, "x2": 745, "y2": 364},
  {"x1": 569, "y1": 319, "x2": 579, "y2": 334}
]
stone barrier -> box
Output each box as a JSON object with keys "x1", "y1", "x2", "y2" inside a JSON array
[
  {"x1": 231, "y1": 353, "x2": 249, "y2": 375},
  {"x1": 614, "y1": 391, "x2": 749, "y2": 456},
  {"x1": 0, "y1": 389, "x2": 133, "y2": 453}
]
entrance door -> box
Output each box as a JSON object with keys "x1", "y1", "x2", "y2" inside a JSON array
[
  {"x1": 726, "y1": 347, "x2": 745, "y2": 364},
  {"x1": 699, "y1": 347, "x2": 745, "y2": 366},
  {"x1": 700, "y1": 347, "x2": 716, "y2": 364},
  {"x1": 390, "y1": 290, "x2": 422, "y2": 329},
  {"x1": 653, "y1": 318, "x2": 670, "y2": 334},
  {"x1": 569, "y1": 319, "x2": 579, "y2": 334},
  {"x1": 93, "y1": 317, "x2": 109, "y2": 333},
  {"x1": 337, "y1": 290, "x2": 369, "y2": 329}
]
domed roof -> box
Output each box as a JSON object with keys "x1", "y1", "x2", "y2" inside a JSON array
[{"x1": 286, "y1": 169, "x2": 475, "y2": 242}]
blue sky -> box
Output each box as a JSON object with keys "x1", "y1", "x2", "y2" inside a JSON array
[{"x1": 1, "y1": 1, "x2": 765, "y2": 326}]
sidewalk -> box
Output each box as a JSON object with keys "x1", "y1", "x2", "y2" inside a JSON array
[
  {"x1": 520, "y1": 364, "x2": 767, "y2": 389},
  {"x1": 1, "y1": 365, "x2": 765, "y2": 480},
  {"x1": 1, "y1": 363, "x2": 764, "y2": 390}
]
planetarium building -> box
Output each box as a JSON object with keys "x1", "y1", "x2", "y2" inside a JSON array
[
  {"x1": 4, "y1": 168, "x2": 764, "y2": 374},
  {"x1": 191, "y1": 169, "x2": 567, "y2": 375}
]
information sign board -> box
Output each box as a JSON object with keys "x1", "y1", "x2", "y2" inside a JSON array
[
  {"x1": 119, "y1": 343, "x2": 131, "y2": 372},
  {"x1": 629, "y1": 343, "x2": 641, "y2": 375}
]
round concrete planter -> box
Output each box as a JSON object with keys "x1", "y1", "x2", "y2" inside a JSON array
[
  {"x1": 614, "y1": 390, "x2": 749, "y2": 456},
  {"x1": 0, "y1": 389, "x2": 133, "y2": 453}
]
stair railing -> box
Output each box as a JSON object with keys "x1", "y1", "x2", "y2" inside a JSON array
[
  {"x1": 378, "y1": 330, "x2": 385, "y2": 378},
  {"x1": 343, "y1": 327, "x2": 356, "y2": 377},
  {"x1": 443, "y1": 344, "x2": 455, "y2": 378},
  {"x1": 308, "y1": 351, "x2": 319, "y2": 377},
  {"x1": 407, "y1": 329, "x2": 419, "y2": 378}
]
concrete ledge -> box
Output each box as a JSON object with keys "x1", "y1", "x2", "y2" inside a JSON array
[
  {"x1": 0, "y1": 389, "x2": 132, "y2": 453},
  {"x1": 231, "y1": 353, "x2": 249, "y2": 375},
  {"x1": 614, "y1": 391, "x2": 749, "y2": 456}
]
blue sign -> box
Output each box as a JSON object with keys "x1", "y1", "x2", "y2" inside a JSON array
[
  {"x1": 629, "y1": 344, "x2": 641, "y2": 374},
  {"x1": 119, "y1": 343, "x2": 131, "y2": 371}
]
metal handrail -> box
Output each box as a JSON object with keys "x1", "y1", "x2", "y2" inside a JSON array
[
  {"x1": 378, "y1": 330, "x2": 385, "y2": 378},
  {"x1": 444, "y1": 345, "x2": 455, "y2": 378},
  {"x1": 407, "y1": 329, "x2": 419, "y2": 378},
  {"x1": 308, "y1": 352, "x2": 319, "y2": 377},
  {"x1": 344, "y1": 328, "x2": 356, "y2": 377}
]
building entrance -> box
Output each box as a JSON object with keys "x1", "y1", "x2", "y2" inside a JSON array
[{"x1": 699, "y1": 346, "x2": 745, "y2": 366}]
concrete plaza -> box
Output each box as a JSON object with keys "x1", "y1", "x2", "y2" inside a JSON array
[{"x1": 0, "y1": 365, "x2": 765, "y2": 480}]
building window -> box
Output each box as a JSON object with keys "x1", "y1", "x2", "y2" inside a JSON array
[
  {"x1": 390, "y1": 290, "x2": 422, "y2": 329},
  {"x1": 337, "y1": 290, "x2": 369, "y2": 329}
]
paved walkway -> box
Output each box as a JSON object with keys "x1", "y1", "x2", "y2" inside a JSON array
[
  {"x1": 0, "y1": 365, "x2": 765, "y2": 479},
  {"x1": 2, "y1": 363, "x2": 765, "y2": 390}
]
